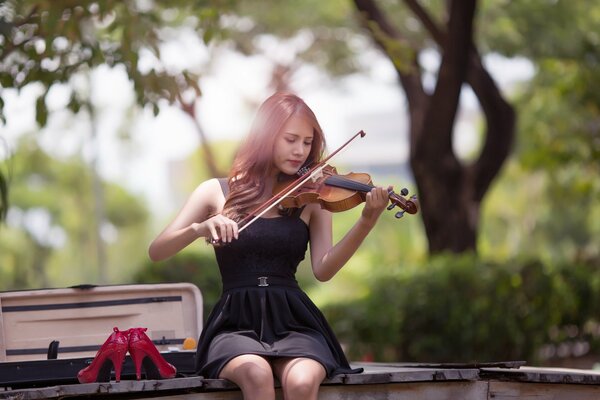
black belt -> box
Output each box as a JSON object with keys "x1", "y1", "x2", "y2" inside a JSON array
[{"x1": 222, "y1": 276, "x2": 300, "y2": 291}]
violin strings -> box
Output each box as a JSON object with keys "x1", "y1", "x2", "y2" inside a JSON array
[{"x1": 324, "y1": 175, "x2": 374, "y2": 193}]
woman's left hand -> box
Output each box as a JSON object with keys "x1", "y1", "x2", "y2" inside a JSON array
[{"x1": 361, "y1": 186, "x2": 391, "y2": 224}]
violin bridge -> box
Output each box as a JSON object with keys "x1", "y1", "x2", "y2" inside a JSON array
[{"x1": 311, "y1": 170, "x2": 323, "y2": 182}]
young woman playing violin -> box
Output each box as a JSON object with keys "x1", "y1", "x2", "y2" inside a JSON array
[{"x1": 148, "y1": 92, "x2": 391, "y2": 400}]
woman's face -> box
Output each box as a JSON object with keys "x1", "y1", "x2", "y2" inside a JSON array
[{"x1": 272, "y1": 115, "x2": 314, "y2": 175}]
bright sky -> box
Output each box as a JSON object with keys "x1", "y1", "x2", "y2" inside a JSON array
[{"x1": 1, "y1": 29, "x2": 534, "y2": 222}]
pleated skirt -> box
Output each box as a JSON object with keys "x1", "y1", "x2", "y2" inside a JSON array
[{"x1": 195, "y1": 283, "x2": 362, "y2": 378}]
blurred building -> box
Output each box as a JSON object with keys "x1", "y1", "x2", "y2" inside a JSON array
[{"x1": 337, "y1": 110, "x2": 411, "y2": 180}]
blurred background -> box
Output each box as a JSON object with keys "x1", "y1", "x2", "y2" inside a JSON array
[{"x1": 1, "y1": 0, "x2": 599, "y2": 368}]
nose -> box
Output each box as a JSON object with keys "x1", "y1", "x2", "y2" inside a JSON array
[{"x1": 292, "y1": 142, "x2": 305, "y2": 156}]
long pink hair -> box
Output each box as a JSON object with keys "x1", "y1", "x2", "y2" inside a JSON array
[{"x1": 223, "y1": 92, "x2": 326, "y2": 221}]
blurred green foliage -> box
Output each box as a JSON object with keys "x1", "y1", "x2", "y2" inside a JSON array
[
  {"x1": 0, "y1": 136, "x2": 150, "y2": 289},
  {"x1": 133, "y1": 250, "x2": 222, "y2": 322},
  {"x1": 0, "y1": 0, "x2": 229, "y2": 123},
  {"x1": 323, "y1": 254, "x2": 600, "y2": 365}
]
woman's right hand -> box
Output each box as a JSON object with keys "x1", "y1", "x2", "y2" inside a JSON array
[{"x1": 195, "y1": 214, "x2": 239, "y2": 244}]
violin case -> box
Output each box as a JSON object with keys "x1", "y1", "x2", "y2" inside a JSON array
[{"x1": 0, "y1": 283, "x2": 203, "y2": 388}]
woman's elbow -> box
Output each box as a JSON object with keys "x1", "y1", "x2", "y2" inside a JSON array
[
  {"x1": 148, "y1": 243, "x2": 166, "y2": 262},
  {"x1": 148, "y1": 249, "x2": 160, "y2": 262},
  {"x1": 314, "y1": 270, "x2": 333, "y2": 282}
]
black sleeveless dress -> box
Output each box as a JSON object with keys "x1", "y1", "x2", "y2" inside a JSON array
[{"x1": 194, "y1": 204, "x2": 362, "y2": 378}]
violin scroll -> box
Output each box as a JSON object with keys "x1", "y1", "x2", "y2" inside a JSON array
[{"x1": 386, "y1": 187, "x2": 419, "y2": 219}]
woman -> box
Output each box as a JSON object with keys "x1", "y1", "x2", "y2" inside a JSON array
[{"x1": 148, "y1": 92, "x2": 390, "y2": 400}]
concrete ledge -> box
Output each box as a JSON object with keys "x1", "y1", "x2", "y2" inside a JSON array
[{"x1": 2, "y1": 362, "x2": 600, "y2": 400}]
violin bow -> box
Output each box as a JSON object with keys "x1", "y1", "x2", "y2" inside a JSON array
[{"x1": 236, "y1": 130, "x2": 367, "y2": 233}]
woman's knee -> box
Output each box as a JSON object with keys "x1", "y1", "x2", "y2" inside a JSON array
[
  {"x1": 284, "y1": 371, "x2": 321, "y2": 397},
  {"x1": 220, "y1": 354, "x2": 275, "y2": 388},
  {"x1": 277, "y1": 359, "x2": 326, "y2": 399},
  {"x1": 243, "y1": 363, "x2": 274, "y2": 387}
]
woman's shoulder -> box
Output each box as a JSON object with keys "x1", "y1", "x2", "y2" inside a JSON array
[
  {"x1": 302, "y1": 202, "x2": 330, "y2": 226},
  {"x1": 189, "y1": 178, "x2": 226, "y2": 201},
  {"x1": 192, "y1": 177, "x2": 221, "y2": 190}
]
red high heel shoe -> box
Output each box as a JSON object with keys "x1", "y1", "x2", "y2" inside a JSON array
[
  {"x1": 128, "y1": 327, "x2": 177, "y2": 380},
  {"x1": 77, "y1": 327, "x2": 129, "y2": 383}
]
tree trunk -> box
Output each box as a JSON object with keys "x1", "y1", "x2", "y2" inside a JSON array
[
  {"x1": 411, "y1": 0, "x2": 478, "y2": 253},
  {"x1": 0, "y1": 162, "x2": 7, "y2": 222},
  {"x1": 354, "y1": 0, "x2": 515, "y2": 254}
]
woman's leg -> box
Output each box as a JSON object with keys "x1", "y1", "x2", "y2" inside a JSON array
[
  {"x1": 219, "y1": 354, "x2": 276, "y2": 400},
  {"x1": 273, "y1": 357, "x2": 326, "y2": 400}
]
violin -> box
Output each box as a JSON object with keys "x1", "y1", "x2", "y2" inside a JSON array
[
  {"x1": 273, "y1": 164, "x2": 419, "y2": 218},
  {"x1": 210, "y1": 130, "x2": 418, "y2": 244}
]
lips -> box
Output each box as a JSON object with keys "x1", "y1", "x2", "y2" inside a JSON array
[{"x1": 288, "y1": 160, "x2": 303, "y2": 167}]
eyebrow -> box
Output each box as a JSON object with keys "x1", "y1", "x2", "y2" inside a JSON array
[{"x1": 283, "y1": 132, "x2": 314, "y2": 140}]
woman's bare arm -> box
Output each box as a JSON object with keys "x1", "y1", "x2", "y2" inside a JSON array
[
  {"x1": 148, "y1": 178, "x2": 237, "y2": 261},
  {"x1": 308, "y1": 186, "x2": 389, "y2": 281}
]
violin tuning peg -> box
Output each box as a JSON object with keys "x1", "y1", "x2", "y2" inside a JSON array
[
  {"x1": 387, "y1": 203, "x2": 396, "y2": 211},
  {"x1": 400, "y1": 188, "x2": 409, "y2": 196},
  {"x1": 297, "y1": 167, "x2": 310, "y2": 176},
  {"x1": 395, "y1": 211, "x2": 405, "y2": 219}
]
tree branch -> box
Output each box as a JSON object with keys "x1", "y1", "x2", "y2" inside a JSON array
[
  {"x1": 404, "y1": 0, "x2": 445, "y2": 45},
  {"x1": 403, "y1": 0, "x2": 514, "y2": 200},
  {"x1": 353, "y1": 0, "x2": 425, "y2": 109},
  {"x1": 416, "y1": 0, "x2": 476, "y2": 163},
  {"x1": 466, "y1": 52, "x2": 515, "y2": 201},
  {"x1": 178, "y1": 96, "x2": 223, "y2": 178},
  {"x1": 0, "y1": 5, "x2": 40, "y2": 62}
]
